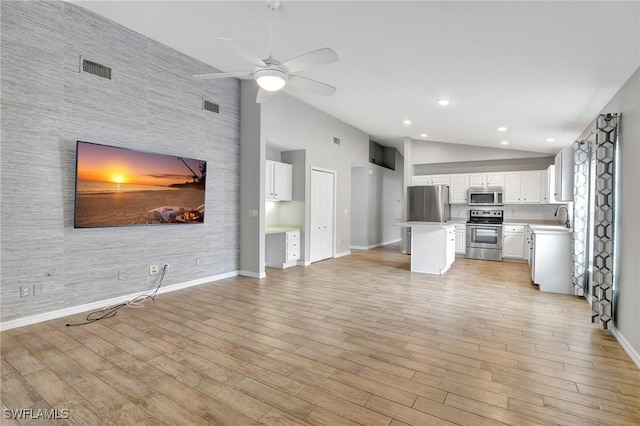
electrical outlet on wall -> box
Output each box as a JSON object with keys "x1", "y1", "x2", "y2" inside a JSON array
[
  {"x1": 149, "y1": 265, "x2": 159, "y2": 275},
  {"x1": 19, "y1": 285, "x2": 35, "y2": 298}
]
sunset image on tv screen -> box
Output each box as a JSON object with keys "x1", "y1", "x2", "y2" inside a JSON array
[{"x1": 74, "y1": 141, "x2": 206, "y2": 228}]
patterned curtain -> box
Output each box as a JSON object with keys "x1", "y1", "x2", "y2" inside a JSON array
[
  {"x1": 572, "y1": 140, "x2": 589, "y2": 296},
  {"x1": 590, "y1": 113, "x2": 620, "y2": 330}
]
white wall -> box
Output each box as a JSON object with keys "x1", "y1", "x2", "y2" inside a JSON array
[
  {"x1": 262, "y1": 93, "x2": 370, "y2": 260},
  {"x1": 350, "y1": 167, "x2": 369, "y2": 247},
  {"x1": 350, "y1": 162, "x2": 403, "y2": 249},
  {"x1": 586, "y1": 67, "x2": 640, "y2": 361}
]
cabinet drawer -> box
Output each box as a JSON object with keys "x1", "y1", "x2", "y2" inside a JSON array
[
  {"x1": 503, "y1": 225, "x2": 525, "y2": 233},
  {"x1": 286, "y1": 230, "x2": 300, "y2": 240},
  {"x1": 287, "y1": 239, "x2": 300, "y2": 250},
  {"x1": 286, "y1": 250, "x2": 300, "y2": 262}
]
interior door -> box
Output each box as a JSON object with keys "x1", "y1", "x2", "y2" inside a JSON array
[{"x1": 310, "y1": 169, "x2": 335, "y2": 263}]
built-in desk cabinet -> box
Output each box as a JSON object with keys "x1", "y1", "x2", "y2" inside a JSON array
[{"x1": 266, "y1": 229, "x2": 300, "y2": 268}]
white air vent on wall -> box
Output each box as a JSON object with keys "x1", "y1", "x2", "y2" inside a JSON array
[
  {"x1": 80, "y1": 57, "x2": 112, "y2": 80},
  {"x1": 203, "y1": 100, "x2": 220, "y2": 114}
]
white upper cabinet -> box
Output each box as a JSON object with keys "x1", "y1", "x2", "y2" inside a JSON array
[
  {"x1": 468, "y1": 172, "x2": 504, "y2": 187},
  {"x1": 413, "y1": 175, "x2": 431, "y2": 185},
  {"x1": 542, "y1": 165, "x2": 562, "y2": 204},
  {"x1": 413, "y1": 175, "x2": 451, "y2": 186},
  {"x1": 413, "y1": 175, "x2": 450, "y2": 186},
  {"x1": 265, "y1": 160, "x2": 292, "y2": 201},
  {"x1": 468, "y1": 173, "x2": 485, "y2": 187},
  {"x1": 486, "y1": 173, "x2": 505, "y2": 187},
  {"x1": 431, "y1": 175, "x2": 451, "y2": 185},
  {"x1": 521, "y1": 171, "x2": 542, "y2": 203},
  {"x1": 449, "y1": 174, "x2": 470, "y2": 204},
  {"x1": 504, "y1": 172, "x2": 522, "y2": 203},
  {"x1": 504, "y1": 171, "x2": 543, "y2": 204},
  {"x1": 554, "y1": 146, "x2": 574, "y2": 202}
]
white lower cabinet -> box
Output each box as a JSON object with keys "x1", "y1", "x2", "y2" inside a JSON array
[
  {"x1": 266, "y1": 229, "x2": 300, "y2": 268},
  {"x1": 503, "y1": 225, "x2": 526, "y2": 258},
  {"x1": 454, "y1": 224, "x2": 466, "y2": 254},
  {"x1": 409, "y1": 225, "x2": 456, "y2": 275},
  {"x1": 530, "y1": 228, "x2": 572, "y2": 293},
  {"x1": 446, "y1": 227, "x2": 456, "y2": 267},
  {"x1": 525, "y1": 226, "x2": 533, "y2": 264}
]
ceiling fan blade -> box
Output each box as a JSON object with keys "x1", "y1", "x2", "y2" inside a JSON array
[
  {"x1": 287, "y1": 75, "x2": 337, "y2": 97},
  {"x1": 282, "y1": 48, "x2": 338, "y2": 73},
  {"x1": 215, "y1": 37, "x2": 266, "y2": 67},
  {"x1": 193, "y1": 71, "x2": 253, "y2": 80},
  {"x1": 256, "y1": 88, "x2": 277, "y2": 104}
]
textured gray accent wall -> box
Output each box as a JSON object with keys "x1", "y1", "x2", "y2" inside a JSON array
[{"x1": 1, "y1": 1, "x2": 240, "y2": 322}]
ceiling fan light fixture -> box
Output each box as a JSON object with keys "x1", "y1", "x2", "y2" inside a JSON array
[{"x1": 255, "y1": 68, "x2": 287, "y2": 91}]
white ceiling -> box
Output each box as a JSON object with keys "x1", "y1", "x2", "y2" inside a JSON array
[{"x1": 71, "y1": 1, "x2": 639, "y2": 155}]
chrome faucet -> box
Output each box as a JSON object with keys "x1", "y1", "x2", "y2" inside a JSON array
[{"x1": 554, "y1": 205, "x2": 571, "y2": 228}]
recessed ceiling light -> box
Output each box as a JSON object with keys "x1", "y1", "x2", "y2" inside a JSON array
[
  {"x1": 497, "y1": 126, "x2": 508, "y2": 132},
  {"x1": 546, "y1": 137, "x2": 556, "y2": 142},
  {"x1": 437, "y1": 99, "x2": 450, "y2": 106},
  {"x1": 403, "y1": 119, "x2": 412, "y2": 125},
  {"x1": 500, "y1": 140, "x2": 509, "y2": 145},
  {"x1": 420, "y1": 133, "x2": 428, "y2": 138}
]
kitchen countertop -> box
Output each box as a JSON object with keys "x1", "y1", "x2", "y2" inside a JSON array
[
  {"x1": 396, "y1": 221, "x2": 456, "y2": 228},
  {"x1": 450, "y1": 218, "x2": 566, "y2": 226},
  {"x1": 528, "y1": 224, "x2": 572, "y2": 234}
]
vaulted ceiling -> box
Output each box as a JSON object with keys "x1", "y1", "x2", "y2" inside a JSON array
[{"x1": 72, "y1": 1, "x2": 639, "y2": 155}]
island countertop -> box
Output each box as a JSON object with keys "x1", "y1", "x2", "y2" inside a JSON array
[{"x1": 396, "y1": 221, "x2": 456, "y2": 229}]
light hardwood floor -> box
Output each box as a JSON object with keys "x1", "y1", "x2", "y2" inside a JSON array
[{"x1": 2, "y1": 244, "x2": 640, "y2": 425}]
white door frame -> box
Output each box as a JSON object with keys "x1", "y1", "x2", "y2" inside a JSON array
[{"x1": 310, "y1": 166, "x2": 337, "y2": 262}]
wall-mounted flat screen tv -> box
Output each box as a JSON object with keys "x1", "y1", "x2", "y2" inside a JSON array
[{"x1": 74, "y1": 141, "x2": 206, "y2": 228}]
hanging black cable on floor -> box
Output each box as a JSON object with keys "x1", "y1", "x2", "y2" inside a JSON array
[{"x1": 66, "y1": 263, "x2": 169, "y2": 327}]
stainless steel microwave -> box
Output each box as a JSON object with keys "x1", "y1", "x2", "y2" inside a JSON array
[{"x1": 467, "y1": 186, "x2": 504, "y2": 206}]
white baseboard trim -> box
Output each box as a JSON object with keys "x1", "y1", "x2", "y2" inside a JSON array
[
  {"x1": 610, "y1": 325, "x2": 640, "y2": 369},
  {"x1": 335, "y1": 250, "x2": 351, "y2": 258},
  {"x1": 0, "y1": 271, "x2": 239, "y2": 332},
  {"x1": 297, "y1": 260, "x2": 311, "y2": 266},
  {"x1": 239, "y1": 270, "x2": 266, "y2": 279},
  {"x1": 351, "y1": 238, "x2": 402, "y2": 251}
]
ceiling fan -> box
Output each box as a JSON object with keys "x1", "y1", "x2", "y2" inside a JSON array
[{"x1": 193, "y1": 0, "x2": 338, "y2": 103}]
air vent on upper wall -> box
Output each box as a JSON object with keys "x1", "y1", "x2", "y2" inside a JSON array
[
  {"x1": 333, "y1": 137, "x2": 340, "y2": 145},
  {"x1": 203, "y1": 100, "x2": 220, "y2": 114},
  {"x1": 81, "y1": 57, "x2": 112, "y2": 80}
]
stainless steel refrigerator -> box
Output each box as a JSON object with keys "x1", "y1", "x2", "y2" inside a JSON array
[{"x1": 403, "y1": 185, "x2": 451, "y2": 253}]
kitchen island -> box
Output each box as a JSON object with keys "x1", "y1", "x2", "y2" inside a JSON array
[{"x1": 397, "y1": 222, "x2": 456, "y2": 274}]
